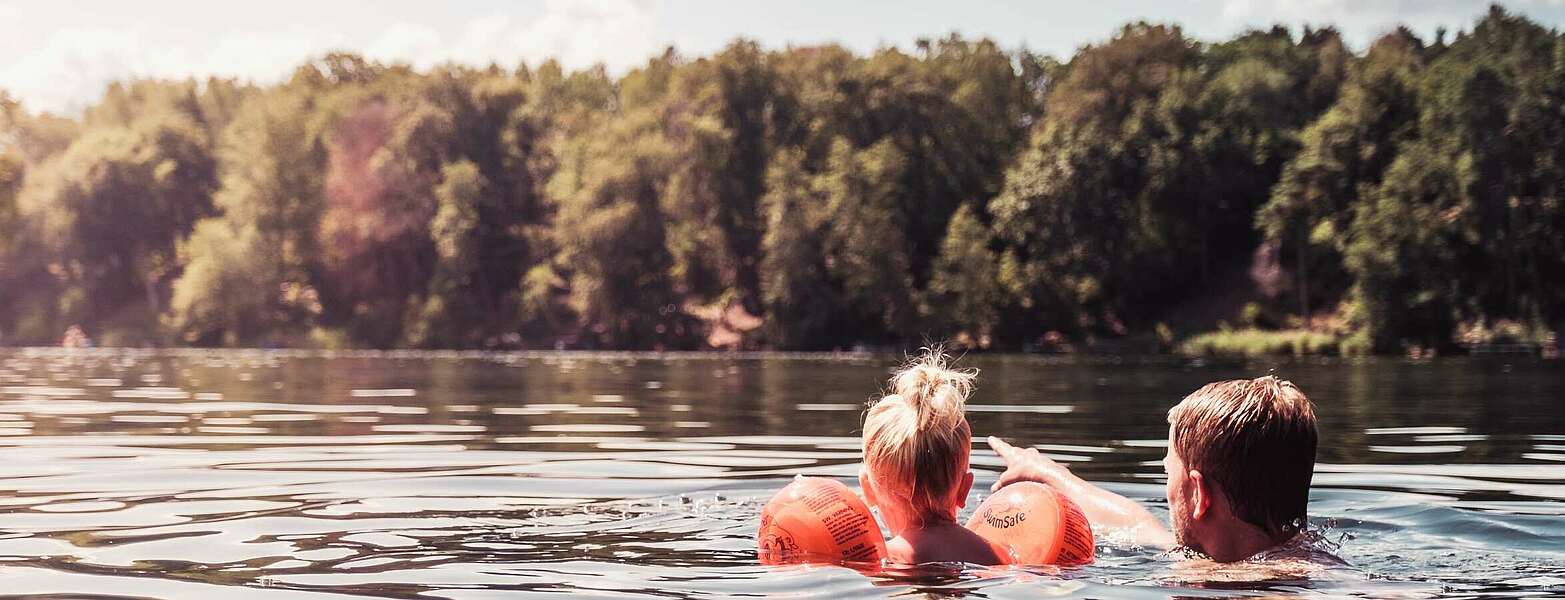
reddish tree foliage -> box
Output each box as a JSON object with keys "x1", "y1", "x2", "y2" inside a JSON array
[{"x1": 318, "y1": 99, "x2": 436, "y2": 324}]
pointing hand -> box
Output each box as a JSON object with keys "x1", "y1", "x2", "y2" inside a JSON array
[{"x1": 987, "y1": 435, "x2": 1071, "y2": 492}]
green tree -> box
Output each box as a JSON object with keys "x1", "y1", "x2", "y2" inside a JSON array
[
  {"x1": 16, "y1": 113, "x2": 217, "y2": 343},
  {"x1": 547, "y1": 110, "x2": 696, "y2": 349},
  {"x1": 923, "y1": 204, "x2": 1004, "y2": 344},
  {"x1": 668, "y1": 41, "x2": 777, "y2": 310},
  {"x1": 166, "y1": 221, "x2": 277, "y2": 345},
  {"x1": 1344, "y1": 7, "x2": 1565, "y2": 350},
  {"x1": 166, "y1": 86, "x2": 328, "y2": 346},
  {"x1": 1258, "y1": 30, "x2": 1426, "y2": 323},
  {"x1": 757, "y1": 149, "x2": 837, "y2": 349},
  {"x1": 819, "y1": 139, "x2": 916, "y2": 340},
  {"x1": 405, "y1": 160, "x2": 487, "y2": 347},
  {"x1": 0, "y1": 148, "x2": 22, "y2": 341},
  {"x1": 989, "y1": 24, "x2": 1201, "y2": 335}
]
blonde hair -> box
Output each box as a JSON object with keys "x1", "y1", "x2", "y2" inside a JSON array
[{"x1": 861, "y1": 349, "x2": 975, "y2": 524}]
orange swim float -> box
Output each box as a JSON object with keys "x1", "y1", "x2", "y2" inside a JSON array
[
  {"x1": 966, "y1": 481, "x2": 1095, "y2": 565},
  {"x1": 756, "y1": 476, "x2": 887, "y2": 565}
]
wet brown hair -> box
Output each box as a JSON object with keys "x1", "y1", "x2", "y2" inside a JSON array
[{"x1": 1167, "y1": 376, "x2": 1318, "y2": 538}]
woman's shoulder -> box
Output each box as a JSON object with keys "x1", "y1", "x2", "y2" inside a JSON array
[{"x1": 894, "y1": 524, "x2": 1005, "y2": 566}]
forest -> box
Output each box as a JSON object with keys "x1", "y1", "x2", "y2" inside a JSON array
[{"x1": 1, "y1": 5, "x2": 1562, "y2": 354}]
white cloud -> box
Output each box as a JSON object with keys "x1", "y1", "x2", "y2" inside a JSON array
[
  {"x1": 365, "y1": 22, "x2": 445, "y2": 68},
  {"x1": 511, "y1": 0, "x2": 662, "y2": 71},
  {"x1": 0, "y1": 0, "x2": 662, "y2": 114},
  {"x1": 203, "y1": 28, "x2": 349, "y2": 85},
  {"x1": 2, "y1": 27, "x2": 177, "y2": 114},
  {"x1": 361, "y1": 0, "x2": 662, "y2": 73},
  {"x1": 0, "y1": 24, "x2": 340, "y2": 114}
]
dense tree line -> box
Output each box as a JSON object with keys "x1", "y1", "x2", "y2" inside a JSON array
[{"x1": 2, "y1": 6, "x2": 1562, "y2": 353}]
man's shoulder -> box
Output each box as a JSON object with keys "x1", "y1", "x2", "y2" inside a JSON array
[
  {"x1": 1166, "y1": 537, "x2": 1350, "y2": 585},
  {"x1": 1250, "y1": 529, "x2": 1348, "y2": 566}
]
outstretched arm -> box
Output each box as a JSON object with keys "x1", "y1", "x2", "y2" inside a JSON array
[{"x1": 986, "y1": 436, "x2": 1175, "y2": 548}]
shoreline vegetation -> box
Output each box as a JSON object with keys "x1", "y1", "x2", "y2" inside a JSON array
[
  {"x1": 1178, "y1": 329, "x2": 1343, "y2": 358},
  {"x1": 3, "y1": 6, "x2": 1565, "y2": 356}
]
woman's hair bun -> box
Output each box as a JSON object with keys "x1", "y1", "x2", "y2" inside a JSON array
[{"x1": 888, "y1": 347, "x2": 974, "y2": 432}]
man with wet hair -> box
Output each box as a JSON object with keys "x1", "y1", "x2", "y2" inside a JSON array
[{"x1": 988, "y1": 375, "x2": 1320, "y2": 562}]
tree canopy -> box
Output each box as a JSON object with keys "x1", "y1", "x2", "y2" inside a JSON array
[{"x1": 2, "y1": 7, "x2": 1562, "y2": 353}]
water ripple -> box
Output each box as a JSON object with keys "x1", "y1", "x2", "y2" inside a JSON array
[{"x1": 0, "y1": 349, "x2": 1557, "y2": 598}]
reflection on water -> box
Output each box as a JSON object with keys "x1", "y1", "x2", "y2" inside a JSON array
[{"x1": 0, "y1": 349, "x2": 1560, "y2": 598}]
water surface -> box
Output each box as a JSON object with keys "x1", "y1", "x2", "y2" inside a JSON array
[{"x1": 0, "y1": 349, "x2": 1560, "y2": 598}]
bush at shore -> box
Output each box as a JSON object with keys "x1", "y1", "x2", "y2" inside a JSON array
[{"x1": 1178, "y1": 329, "x2": 1341, "y2": 357}]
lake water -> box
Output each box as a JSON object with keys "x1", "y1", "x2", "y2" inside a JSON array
[{"x1": 0, "y1": 349, "x2": 1560, "y2": 598}]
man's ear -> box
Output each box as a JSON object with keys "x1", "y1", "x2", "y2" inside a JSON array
[
  {"x1": 1188, "y1": 469, "x2": 1211, "y2": 520},
  {"x1": 859, "y1": 469, "x2": 880, "y2": 508},
  {"x1": 957, "y1": 471, "x2": 975, "y2": 509}
]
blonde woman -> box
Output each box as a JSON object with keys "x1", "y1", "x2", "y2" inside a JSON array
[{"x1": 859, "y1": 350, "x2": 1002, "y2": 565}]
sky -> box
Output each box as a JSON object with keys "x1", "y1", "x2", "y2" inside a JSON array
[{"x1": 3, "y1": 0, "x2": 1565, "y2": 115}]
